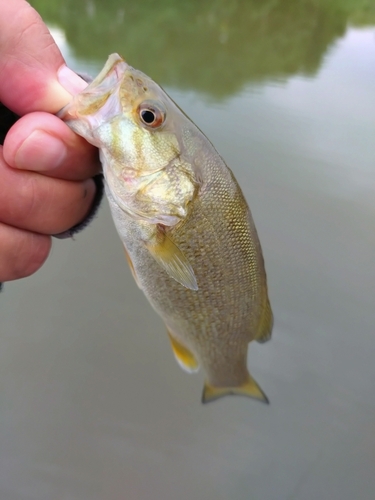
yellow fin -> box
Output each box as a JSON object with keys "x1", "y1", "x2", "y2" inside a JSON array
[
  {"x1": 146, "y1": 229, "x2": 198, "y2": 291},
  {"x1": 167, "y1": 329, "x2": 199, "y2": 373},
  {"x1": 256, "y1": 298, "x2": 273, "y2": 344},
  {"x1": 201, "y1": 376, "x2": 269, "y2": 404},
  {"x1": 123, "y1": 246, "x2": 141, "y2": 288}
]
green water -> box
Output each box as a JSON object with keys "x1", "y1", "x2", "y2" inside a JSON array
[
  {"x1": 1, "y1": 1, "x2": 375, "y2": 499},
  {"x1": 31, "y1": 0, "x2": 375, "y2": 95}
]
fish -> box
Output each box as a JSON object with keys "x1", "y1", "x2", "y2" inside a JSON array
[{"x1": 58, "y1": 53, "x2": 273, "y2": 404}]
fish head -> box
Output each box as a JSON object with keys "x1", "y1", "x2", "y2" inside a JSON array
[{"x1": 59, "y1": 53, "x2": 197, "y2": 224}]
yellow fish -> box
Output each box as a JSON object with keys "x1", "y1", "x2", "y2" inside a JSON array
[{"x1": 59, "y1": 54, "x2": 273, "y2": 404}]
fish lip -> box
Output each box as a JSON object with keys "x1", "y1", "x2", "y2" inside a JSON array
[{"x1": 57, "y1": 53, "x2": 129, "y2": 121}]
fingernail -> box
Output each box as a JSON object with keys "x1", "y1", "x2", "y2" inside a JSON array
[
  {"x1": 58, "y1": 65, "x2": 88, "y2": 95},
  {"x1": 15, "y1": 130, "x2": 67, "y2": 171}
]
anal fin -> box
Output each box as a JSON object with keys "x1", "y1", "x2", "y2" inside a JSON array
[
  {"x1": 202, "y1": 375, "x2": 269, "y2": 404},
  {"x1": 256, "y1": 298, "x2": 273, "y2": 344},
  {"x1": 146, "y1": 227, "x2": 198, "y2": 291},
  {"x1": 167, "y1": 328, "x2": 199, "y2": 373}
]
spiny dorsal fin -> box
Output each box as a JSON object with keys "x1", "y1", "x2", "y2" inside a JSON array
[
  {"x1": 167, "y1": 328, "x2": 199, "y2": 373},
  {"x1": 146, "y1": 229, "x2": 198, "y2": 291},
  {"x1": 256, "y1": 298, "x2": 273, "y2": 344},
  {"x1": 202, "y1": 375, "x2": 269, "y2": 404}
]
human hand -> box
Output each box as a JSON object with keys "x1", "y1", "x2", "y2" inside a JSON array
[{"x1": 0, "y1": 0, "x2": 101, "y2": 282}]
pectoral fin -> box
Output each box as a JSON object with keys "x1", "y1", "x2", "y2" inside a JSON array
[
  {"x1": 202, "y1": 375, "x2": 269, "y2": 404},
  {"x1": 256, "y1": 298, "x2": 273, "y2": 344},
  {"x1": 167, "y1": 329, "x2": 199, "y2": 373},
  {"x1": 146, "y1": 229, "x2": 198, "y2": 291}
]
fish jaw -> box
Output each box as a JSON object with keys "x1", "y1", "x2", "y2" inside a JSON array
[{"x1": 57, "y1": 54, "x2": 128, "y2": 146}]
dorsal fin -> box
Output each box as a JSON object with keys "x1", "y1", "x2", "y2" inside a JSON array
[{"x1": 256, "y1": 298, "x2": 273, "y2": 344}]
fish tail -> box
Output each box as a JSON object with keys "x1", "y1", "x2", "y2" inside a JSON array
[{"x1": 201, "y1": 374, "x2": 269, "y2": 404}]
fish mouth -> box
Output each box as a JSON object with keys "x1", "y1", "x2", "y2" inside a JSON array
[
  {"x1": 57, "y1": 53, "x2": 131, "y2": 137},
  {"x1": 57, "y1": 53, "x2": 129, "y2": 122},
  {"x1": 89, "y1": 53, "x2": 129, "y2": 87}
]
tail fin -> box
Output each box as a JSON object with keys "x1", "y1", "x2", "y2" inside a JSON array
[{"x1": 202, "y1": 375, "x2": 269, "y2": 404}]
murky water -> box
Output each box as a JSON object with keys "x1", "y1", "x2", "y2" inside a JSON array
[{"x1": 1, "y1": 1, "x2": 375, "y2": 499}]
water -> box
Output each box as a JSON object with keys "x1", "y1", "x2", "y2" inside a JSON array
[{"x1": 1, "y1": 1, "x2": 375, "y2": 499}]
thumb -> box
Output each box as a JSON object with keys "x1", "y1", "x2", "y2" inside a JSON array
[{"x1": 0, "y1": 0, "x2": 86, "y2": 115}]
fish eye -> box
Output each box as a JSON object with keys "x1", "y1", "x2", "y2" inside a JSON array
[
  {"x1": 138, "y1": 101, "x2": 166, "y2": 129},
  {"x1": 141, "y1": 109, "x2": 156, "y2": 124}
]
